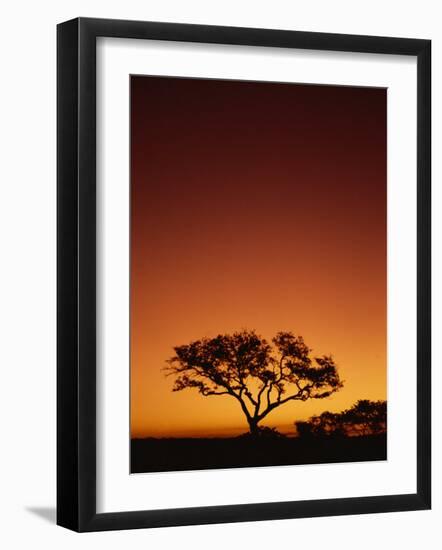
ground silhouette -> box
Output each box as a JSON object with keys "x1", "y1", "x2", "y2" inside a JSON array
[{"x1": 131, "y1": 433, "x2": 386, "y2": 473}]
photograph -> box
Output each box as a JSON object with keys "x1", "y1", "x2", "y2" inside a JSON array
[
  {"x1": 0, "y1": 0, "x2": 434, "y2": 543},
  {"x1": 130, "y1": 75, "x2": 388, "y2": 474}
]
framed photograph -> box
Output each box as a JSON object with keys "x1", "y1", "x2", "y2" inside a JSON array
[{"x1": 57, "y1": 17, "x2": 431, "y2": 532}]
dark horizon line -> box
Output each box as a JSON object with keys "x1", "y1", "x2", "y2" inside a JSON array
[{"x1": 132, "y1": 433, "x2": 387, "y2": 441}]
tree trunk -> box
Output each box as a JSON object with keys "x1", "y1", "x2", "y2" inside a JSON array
[{"x1": 247, "y1": 418, "x2": 260, "y2": 437}]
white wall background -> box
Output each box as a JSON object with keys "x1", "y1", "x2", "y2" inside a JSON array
[{"x1": 0, "y1": 1, "x2": 439, "y2": 548}]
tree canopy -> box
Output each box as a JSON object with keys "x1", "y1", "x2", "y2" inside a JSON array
[{"x1": 164, "y1": 330, "x2": 343, "y2": 435}]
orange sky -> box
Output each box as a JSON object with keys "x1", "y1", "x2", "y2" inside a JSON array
[{"x1": 130, "y1": 76, "x2": 386, "y2": 438}]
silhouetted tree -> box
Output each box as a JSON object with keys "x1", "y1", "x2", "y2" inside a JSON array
[
  {"x1": 164, "y1": 330, "x2": 343, "y2": 436},
  {"x1": 342, "y1": 400, "x2": 387, "y2": 436},
  {"x1": 295, "y1": 399, "x2": 387, "y2": 438},
  {"x1": 295, "y1": 412, "x2": 345, "y2": 438}
]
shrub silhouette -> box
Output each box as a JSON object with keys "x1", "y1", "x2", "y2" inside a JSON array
[
  {"x1": 236, "y1": 426, "x2": 286, "y2": 439},
  {"x1": 164, "y1": 330, "x2": 343, "y2": 436},
  {"x1": 295, "y1": 399, "x2": 387, "y2": 438}
]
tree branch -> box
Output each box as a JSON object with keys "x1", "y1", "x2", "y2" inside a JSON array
[
  {"x1": 202, "y1": 389, "x2": 231, "y2": 396},
  {"x1": 231, "y1": 392, "x2": 253, "y2": 422}
]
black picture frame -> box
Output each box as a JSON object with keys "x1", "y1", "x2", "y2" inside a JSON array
[{"x1": 57, "y1": 17, "x2": 431, "y2": 532}]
